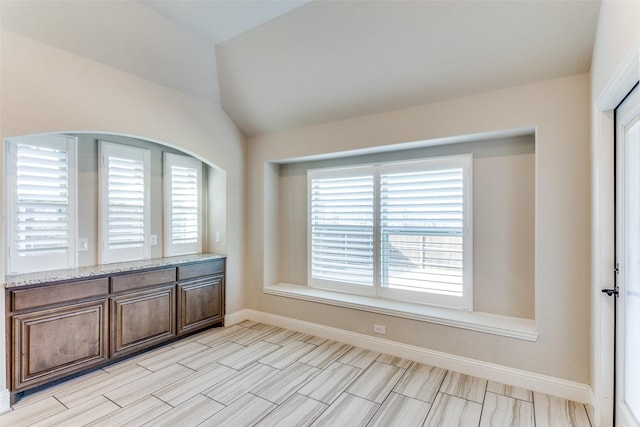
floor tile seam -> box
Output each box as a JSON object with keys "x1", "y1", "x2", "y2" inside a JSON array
[
  {"x1": 339, "y1": 353, "x2": 378, "y2": 370},
  {"x1": 254, "y1": 360, "x2": 286, "y2": 373},
  {"x1": 343, "y1": 390, "x2": 385, "y2": 406},
  {"x1": 194, "y1": 337, "x2": 232, "y2": 347},
  {"x1": 348, "y1": 365, "x2": 408, "y2": 404},
  {"x1": 78, "y1": 395, "x2": 121, "y2": 424},
  {"x1": 531, "y1": 391, "x2": 538, "y2": 427},
  {"x1": 438, "y1": 390, "x2": 484, "y2": 406},
  {"x1": 133, "y1": 362, "x2": 157, "y2": 374},
  {"x1": 251, "y1": 365, "x2": 327, "y2": 403},
  {"x1": 52, "y1": 395, "x2": 71, "y2": 412},
  {"x1": 186, "y1": 391, "x2": 229, "y2": 417},
  {"x1": 201, "y1": 364, "x2": 281, "y2": 404},
  {"x1": 486, "y1": 390, "x2": 535, "y2": 404},
  {"x1": 322, "y1": 361, "x2": 366, "y2": 389},
  {"x1": 141, "y1": 358, "x2": 203, "y2": 373},
  {"x1": 206, "y1": 394, "x2": 228, "y2": 409},
  {"x1": 106, "y1": 370, "x2": 197, "y2": 405},
  {"x1": 247, "y1": 395, "x2": 282, "y2": 426},
  {"x1": 29, "y1": 370, "x2": 110, "y2": 403},
  {"x1": 149, "y1": 362, "x2": 240, "y2": 406},
  {"x1": 150, "y1": 390, "x2": 184, "y2": 408},
  {"x1": 295, "y1": 391, "x2": 331, "y2": 409},
  {"x1": 247, "y1": 389, "x2": 291, "y2": 410},
  {"x1": 440, "y1": 375, "x2": 489, "y2": 403},
  {"x1": 390, "y1": 388, "x2": 437, "y2": 404},
  {"x1": 585, "y1": 403, "x2": 594, "y2": 427},
  {"x1": 477, "y1": 378, "x2": 489, "y2": 427}
]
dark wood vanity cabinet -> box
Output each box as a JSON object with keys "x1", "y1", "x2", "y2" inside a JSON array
[
  {"x1": 8, "y1": 278, "x2": 110, "y2": 392},
  {"x1": 12, "y1": 299, "x2": 109, "y2": 391},
  {"x1": 110, "y1": 284, "x2": 176, "y2": 358},
  {"x1": 109, "y1": 267, "x2": 177, "y2": 358},
  {"x1": 177, "y1": 259, "x2": 225, "y2": 335},
  {"x1": 5, "y1": 257, "x2": 225, "y2": 402}
]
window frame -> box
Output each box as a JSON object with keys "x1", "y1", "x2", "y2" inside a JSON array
[
  {"x1": 5, "y1": 134, "x2": 78, "y2": 274},
  {"x1": 307, "y1": 154, "x2": 473, "y2": 311},
  {"x1": 163, "y1": 152, "x2": 203, "y2": 257},
  {"x1": 98, "y1": 140, "x2": 151, "y2": 264}
]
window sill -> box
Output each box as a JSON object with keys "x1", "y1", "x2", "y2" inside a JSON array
[{"x1": 264, "y1": 283, "x2": 538, "y2": 341}]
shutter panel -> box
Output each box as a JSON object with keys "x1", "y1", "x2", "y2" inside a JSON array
[
  {"x1": 99, "y1": 141, "x2": 150, "y2": 264},
  {"x1": 310, "y1": 172, "x2": 374, "y2": 286},
  {"x1": 164, "y1": 153, "x2": 202, "y2": 256},
  {"x1": 170, "y1": 164, "x2": 199, "y2": 244},
  {"x1": 107, "y1": 156, "x2": 146, "y2": 249},
  {"x1": 6, "y1": 134, "x2": 77, "y2": 274},
  {"x1": 307, "y1": 155, "x2": 472, "y2": 309},
  {"x1": 15, "y1": 143, "x2": 70, "y2": 256},
  {"x1": 380, "y1": 167, "x2": 464, "y2": 296}
]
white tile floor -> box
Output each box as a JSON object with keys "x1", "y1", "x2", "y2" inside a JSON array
[{"x1": 1, "y1": 321, "x2": 593, "y2": 426}]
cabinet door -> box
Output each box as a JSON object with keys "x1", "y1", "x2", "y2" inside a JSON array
[
  {"x1": 12, "y1": 300, "x2": 108, "y2": 390},
  {"x1": 110, "y1": 284, "x2": 176, "y2": 358},
  {"x1": 177, "y1": 275, "x2": 224, "y2": 335}
]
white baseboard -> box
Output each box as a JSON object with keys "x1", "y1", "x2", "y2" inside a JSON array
[
  {"x1": 227, "y1": 308, "x2": 591, "y2": 404},
  {"x1": 0, "y1": 388, "x2": 11, "y2": 415},
  {"x1": 225, "y1": 309, "x2": 252, "y2": 326}
]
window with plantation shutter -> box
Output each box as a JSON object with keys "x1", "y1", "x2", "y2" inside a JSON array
[
  {"x1": 5, "y1": 135, "x2": 78, "y2": 274},
  {"x1": 99, "y1": 141, "x2": 150, "y2": 264},
  {"x1": 308, "y1": 155, "x2": 473, "y2": 310},
  {"x1": 164, "y1": 153, "x2": 202, "y2": 256},
  {"x1": 309, "y1": 167, "x2": 375, "y2": 295}
]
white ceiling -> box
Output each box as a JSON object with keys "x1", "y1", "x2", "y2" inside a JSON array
[
  {"x1": 213, "y1": 0, "x2": 601, "y2": 136},
  {"x1": 1, "y1": 1, "x2": 601, "y2": 137},
  {"x1": 141, "y1": 0, "x2": 312, "y2": 46}
]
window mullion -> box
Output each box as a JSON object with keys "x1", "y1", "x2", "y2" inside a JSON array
[{"x1": 373, "y1": 165, "x2": 381, "y2": 295}]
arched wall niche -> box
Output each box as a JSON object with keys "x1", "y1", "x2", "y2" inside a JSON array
[{"x1": 2, "y1": 130, "x2": 228, "y2": 268}]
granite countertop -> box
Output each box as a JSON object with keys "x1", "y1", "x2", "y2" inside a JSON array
[{"x1": 4, "y1": 253, "x2": 226, "y2": 288}]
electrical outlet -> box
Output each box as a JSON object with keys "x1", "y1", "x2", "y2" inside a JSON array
[
  {"x1": 373, "y1": 324, "x2": 386, "y2": 334},
  {"x1": 78, "y1": 238, "x2": 89, "y2": 251},
  {"x1": 150, "y1": 234, "x2": 158, "y2": 246},
  {"x1": 215, "y1": 231, "x2": 221, "y2": 243}
]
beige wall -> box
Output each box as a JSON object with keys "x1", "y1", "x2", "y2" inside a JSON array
[
  {"x1": 590, "y1": 1, "x2": 640, "y2": 425},
  {"x1": 248, "y1": 73, "x2": 591, "y2": 383},
  {"x1": 0, "y1": 31, "x2": 247, "y2": 406},
  {"x1": 277, "y1": 135, "x2": 535, "y2": 318}
]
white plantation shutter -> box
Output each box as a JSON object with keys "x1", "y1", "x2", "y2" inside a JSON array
[
  {"x1": 6, "y1": 135, "x2": 77, "y2": 274},
  {"x1": 308, "y1": 167, "x2": 375, "y2": 294},
  {"x1": 99, "y1": 141, "x2": 150, "y2": 263},
  {"x1": 379, "y1": 156, "x2": 472, "y2": 309},
  {"x1": 164, "y1": 153, "x2": 202, "y2": 256},
  {"x1": 308, "y1": 155, "x2": 473, "y2": 310},
  {"x1": 107, "y1": 157, "x2": 145, "y2": 249}
]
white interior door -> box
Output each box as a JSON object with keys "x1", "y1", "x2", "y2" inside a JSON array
[{"x1": 615, "y1": 82, "x2": 640, "y2": 427}]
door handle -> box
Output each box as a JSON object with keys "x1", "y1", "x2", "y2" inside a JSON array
[{"x1": 601, "y1": 287, "x2": 619, "y2": 297}]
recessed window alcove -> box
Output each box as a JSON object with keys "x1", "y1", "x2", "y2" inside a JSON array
[{"x1": 3, "y1": 132, "x2": 228, "y2": 274}]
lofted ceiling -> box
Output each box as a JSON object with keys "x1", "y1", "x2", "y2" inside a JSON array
[{"x1": 1, "y1": 1, "x2": 601, "y2": 137}]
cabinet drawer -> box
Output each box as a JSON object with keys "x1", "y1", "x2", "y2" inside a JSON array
[
  {"x1": 110, "y1": 268, "x2": 176, "y2": 293},
  {"x1": 11, "y1": 278, "x2": 109, "y2": 312},
  {"x1": 177, "y1": 260, "x2": 224, "y2": 280}
]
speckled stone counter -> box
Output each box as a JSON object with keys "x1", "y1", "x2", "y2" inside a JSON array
[{"x1": 4, "y1": 253, "x2": 226, "y2": 288}]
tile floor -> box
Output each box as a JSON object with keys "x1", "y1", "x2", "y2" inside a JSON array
[{"x1": 1, "y1": 321, "x2": 593, "y2": 426}]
